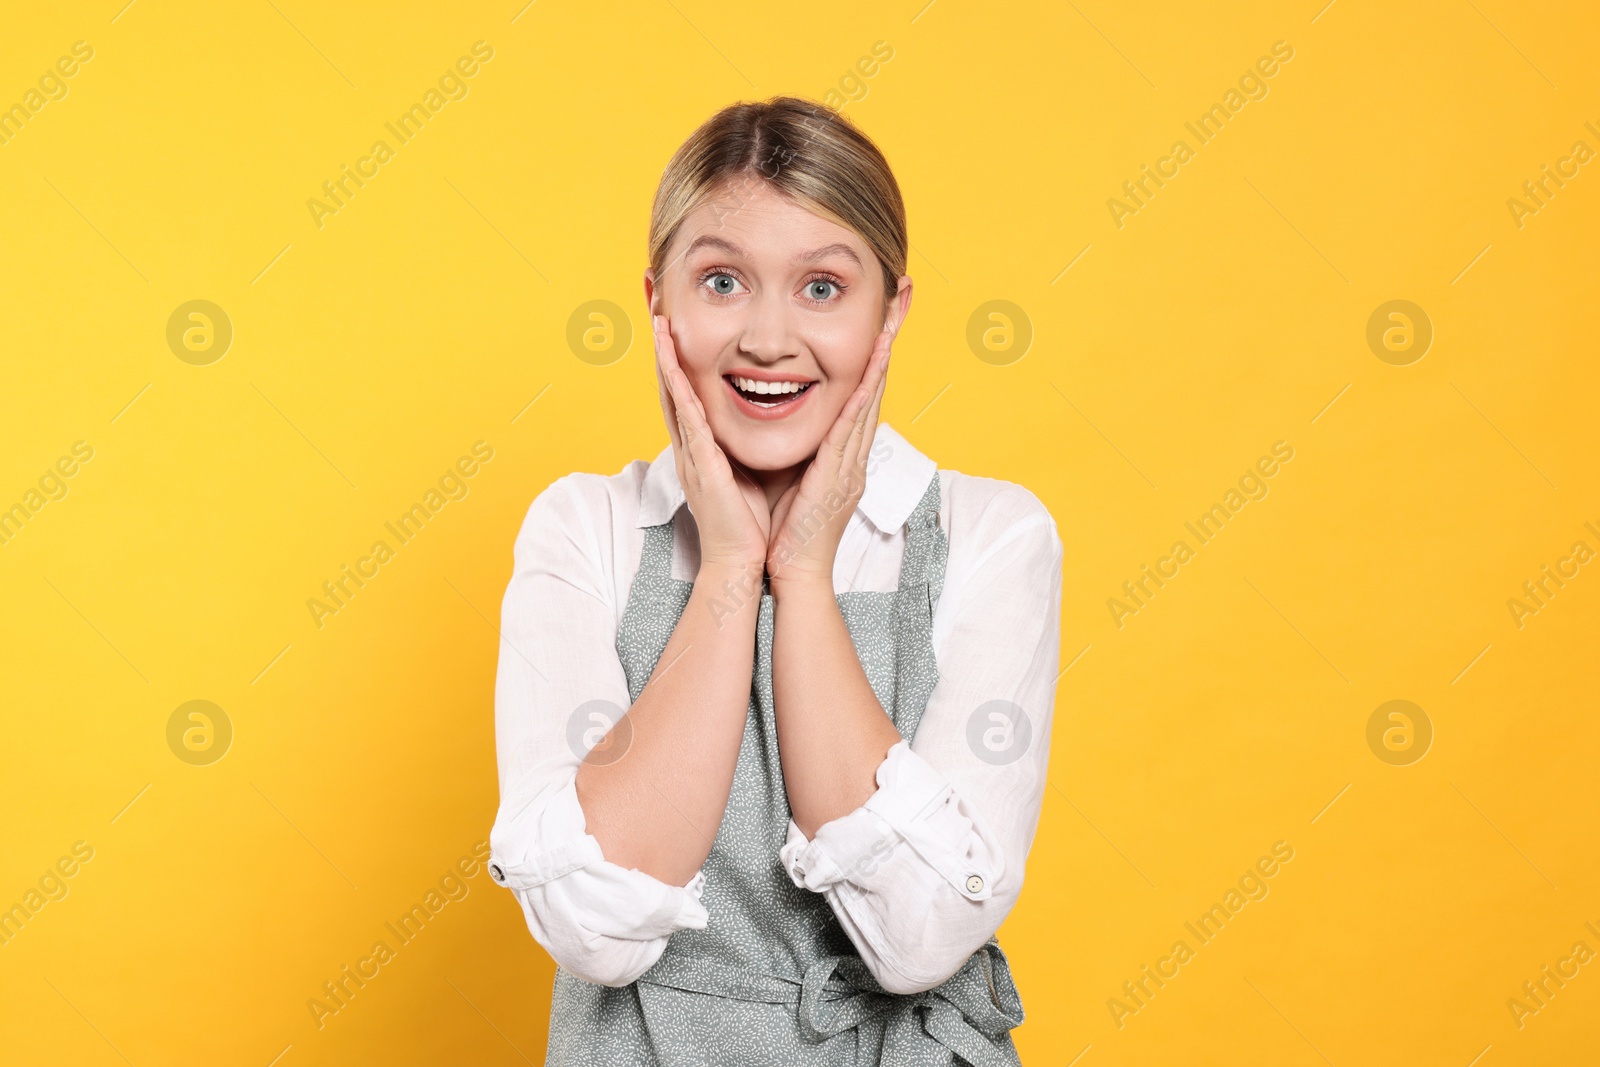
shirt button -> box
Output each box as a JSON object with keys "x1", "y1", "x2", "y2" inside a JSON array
[{"x1": 965, "y1": 874, "x2": 984, "y2": 894}]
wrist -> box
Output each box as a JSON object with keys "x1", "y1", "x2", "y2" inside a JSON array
[
  {"x1": 698, "y1": 555, "x2": 765, "y2": 578},
  {"x1": 767, "y1": 572, "x2": 835, "y2": 601},
  {"x1": 766, "y1": 541, "x2": 839, "y2": 589},
  {"x1": 696, "y1": 559, "x2": 766, "y2": 587},
  {"x1": 693, "y1": 559, "x2": 767, "y2": 624}
]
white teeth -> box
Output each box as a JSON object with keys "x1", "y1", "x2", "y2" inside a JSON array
[{"x1": 733, "y1": 376, "x2": 807, "y2": 396}]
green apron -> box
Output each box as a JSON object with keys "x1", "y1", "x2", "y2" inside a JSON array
[{"x1": 546, "y1": 472, "x2": 1026, "y2": 1065}]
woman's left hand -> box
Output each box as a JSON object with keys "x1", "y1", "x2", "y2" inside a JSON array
[{"x1": 766, "y1": 326, "x2": 893, "y2": 585}]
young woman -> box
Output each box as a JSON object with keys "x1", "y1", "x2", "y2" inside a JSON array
[{"x1": 488, "y1": 96, "x2": 1062, "y2": 1064}]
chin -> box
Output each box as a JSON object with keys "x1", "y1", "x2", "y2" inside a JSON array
[{"x1": 717, "y1": 421, "x2": 828, "y2": 472}]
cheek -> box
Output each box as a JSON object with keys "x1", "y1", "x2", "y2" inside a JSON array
[
  {"x1": 808, "y1": 300, "x2": 882, "y2": 379},
  {"x1": 813, "y1": 334, "x2": 874, "y2": 395},
  {"x1": 668, "y1": 323, "x2": 726, "y2": 386}
]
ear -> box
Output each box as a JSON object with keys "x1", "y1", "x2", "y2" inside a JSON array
[
  {"x1": 882, "y1": 275, "x2": 912, "y2": 338},
  {"x1": 643, "y1": 268, "x2": 661, "y2": 318}
]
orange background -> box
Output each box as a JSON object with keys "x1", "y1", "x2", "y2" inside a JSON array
[{"x1": 2, "y1": 1, "x2": 1597, "y2": 1064}]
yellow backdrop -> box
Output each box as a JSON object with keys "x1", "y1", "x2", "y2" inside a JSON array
[{"x1": 2, "y1": 1, "x2": 1596, "y2": 1063}]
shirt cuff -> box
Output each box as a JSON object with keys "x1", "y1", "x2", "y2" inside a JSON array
[
  {"x1": 778, "y1": 740, "x2": 996, "y2": 903},
  {"x1": 489, "y1": 773, "x2": 709, "y2": 939}
]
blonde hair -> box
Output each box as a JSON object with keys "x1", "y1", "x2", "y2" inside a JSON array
[{"x1": 648, "y1": 96, "x2": 907, "y2": 301}]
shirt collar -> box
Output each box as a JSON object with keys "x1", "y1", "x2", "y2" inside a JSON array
[{"x1": 635, "y1": 422, "x2": 936, "y2": 535}]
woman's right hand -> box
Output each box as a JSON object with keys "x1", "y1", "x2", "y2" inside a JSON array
[{"x1": 654, "y1": 314, "x2": 771, "y2": 572}]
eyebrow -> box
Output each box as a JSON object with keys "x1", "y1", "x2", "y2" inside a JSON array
[{"x1": 681, "y1": 234, "x2": 863, "y2": 268}]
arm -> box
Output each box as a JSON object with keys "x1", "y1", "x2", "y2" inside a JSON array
[
  {"x1": 572, "y1": 552, "x2": 760, "y2": 883},
  {"x1": 487, "y1": 316, "x2": 773, "y2": 985},
  {"x1": 778, "y1": 481, "x2": 1063, "y2": 994},
  {"x1": 767, "y1": 328, "x2": 897, "y2": 835},
  {"x1": 768, "y1": 577, "x2": 904, "y2": 836},
  {"x1": 572, "y1": 314, "x2": 771, "y2": 885},
  {"x1": 488, "y1": 473, "x2": 715, "y2": 986}
]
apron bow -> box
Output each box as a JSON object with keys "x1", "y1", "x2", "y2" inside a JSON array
[{"x1": 797, "y1": 941, "x2": 1024, "y2": 1066}]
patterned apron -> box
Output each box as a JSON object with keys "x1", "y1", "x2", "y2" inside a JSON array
[{"x1": 545, "y1": 473, "x2": 1026, "y2": 1065}]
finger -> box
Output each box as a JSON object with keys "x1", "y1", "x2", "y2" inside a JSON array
[
  {"x1": 733, "y1": 462, "x2": 773, "y2": 539},
  {"x1": 813, "y1": 383, "x2": 869, "y2": 489},
  {"x1": 827, "y1": 357, "x2": 877, "y2": 456},
  {"x1": 767, "y1": 482, "x2": 804, "y2": 577},
  {"x1": 840, "y1": 336, "x2": 889, "y2": 454},
  {"x1": 660, "y1": 343, "x2": 729, "y2": 485},
  {"x1": 656, "y1": 334, "x2": 703, "y2": 497},
  {"x1": 843, "y1": 333, "x2": 893, "y2": 480},
  {"x1": 658, "y1": 323, "x2": 715, "y2": 438},
  {"x1": 770, "y1": 481, "x2": 802, "y2": 535},
  {"x1": 859, "y1": 335, "x2": 892, "y2": 446},
  {"x1": 655, "y1": 318, "x2": 692, "y2": 458},
  {"x1": 666, "y1": 360, "x2": 713, "y2": 452},
  {"x1": 656, "y1": 321, "x2": 700, "y2": 443},
  {"x1": 654, "y1": 317, "x2": 684, "y2": 455},
  {"x1": 657, "y1": 329, "x2": 714, "y2": 497},
  {"x1": 727, "y1": 454, "x2": 765, "y2": 498},
  {"x1": 656, "y1": 318, "x2": 712, "y2": 425},
  {"x1": 840, "y1": 399, "x2": 872, "y2": 483}
]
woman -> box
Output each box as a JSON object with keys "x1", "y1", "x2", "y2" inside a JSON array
[{"x1": 488, "y1": 96, "x2": 1062, "y2": 1065}]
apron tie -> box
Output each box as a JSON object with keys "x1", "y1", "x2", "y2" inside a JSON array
[
  {"x1": 796, "y1": 941, "x2": 1025, "y2": 1065},
  {"x1": 797, "y1": 954, "x2": 893, "y2": 1039}
]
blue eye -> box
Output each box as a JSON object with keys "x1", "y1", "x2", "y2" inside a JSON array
[
  {"x1": 704, "y1": 272, "x2": 740, "y2": 296},
  {"x1": 805, "y1": 279, "x2": 840, "y2": 301}
]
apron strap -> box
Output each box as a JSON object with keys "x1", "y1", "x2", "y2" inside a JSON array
[
  {"x1": 897, "y1": 471, "x2": 947, "y2": 615},
  {"x1": 795, "y1": 940, "x2": 1024, "y2": 1040},
  {"x1": 618, "y1": 519, "x2": 690, "y2": 705},
  {"x1": 640, "y1": 939, "x2": 1023, "y2": 1065},
  {"x1": 637, "y1": 518, "x2": 676, "y2": 579},
  {"x1": 885, "y1": 471, "x2": 947, "y2": 744}
]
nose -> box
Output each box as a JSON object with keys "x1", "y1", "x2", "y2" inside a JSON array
[{"x1": 736, "y1": 287, "x2": 801, "y2": 365}]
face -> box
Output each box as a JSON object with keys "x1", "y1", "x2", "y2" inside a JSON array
[{"x1": 645, "y1": 175, "x2": 911, "y2": 473}]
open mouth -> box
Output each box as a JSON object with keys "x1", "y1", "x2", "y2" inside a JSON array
[{"x1": 724, "y1": 374, "x2": 816, "y2": 410}]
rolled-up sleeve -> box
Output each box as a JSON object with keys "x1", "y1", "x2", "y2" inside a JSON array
[
  {"x1": 778, "y1": 479, "x2": 1063, "y2": 995},
  {"x1": 487, "y1": 473, "x2": 708, "y2": 988}
]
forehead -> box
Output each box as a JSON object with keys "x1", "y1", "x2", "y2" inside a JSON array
[{"x1": 674, "y1": 177, "x2": 866, "y2": 260}]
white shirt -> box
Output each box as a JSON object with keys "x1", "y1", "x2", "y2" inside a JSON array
[{"x1": 487, "y1": 423, "x2": 1063, "y2": 996}]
